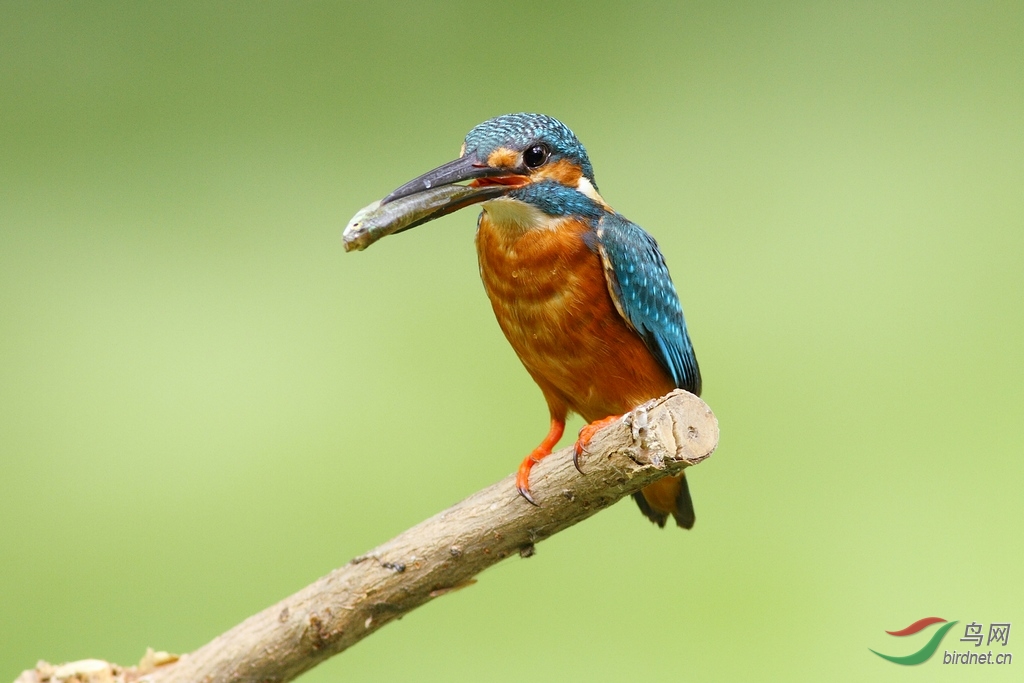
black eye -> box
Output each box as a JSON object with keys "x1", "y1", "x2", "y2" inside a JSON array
[{"x1": 523, "y1": 144, "x2": 549, "y2": 169}]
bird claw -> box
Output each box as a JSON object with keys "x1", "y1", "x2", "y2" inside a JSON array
[
  {"x1": 514, "y1": 419, "x2": 565, "y2": 508},
  {"x1": 572, "y1": 414, "x2": 623, "y2": 475},
  {"x1": 515, "y1": 454, "x2": 542, "y2": 506},
  {"x1": 572, "y1": 443, "x2": 587, "y2": 474},
  {"x1": 516, "y1": 484, "x2": 540, "y2": 506}
]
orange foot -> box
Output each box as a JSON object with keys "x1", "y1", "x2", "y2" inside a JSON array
[
  {"x1": 572, "y1": 415, "x2": 623, "y2": 473},
  {"x1": 515, "y1": 418, "x2": 565, "y2": 506}
]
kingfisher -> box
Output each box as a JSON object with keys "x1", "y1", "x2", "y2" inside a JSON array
[{"x1": 356, "y1": 113, "x2": 702, "y2": 528}]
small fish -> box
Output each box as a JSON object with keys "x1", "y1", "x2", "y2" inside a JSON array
[{"x1": 342, "y1": 184, "x2": 483, "y2": 252}]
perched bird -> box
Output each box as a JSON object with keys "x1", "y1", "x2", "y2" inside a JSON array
[{"x1": 350, "y1": 113, "x2": 701, "y2": 528}]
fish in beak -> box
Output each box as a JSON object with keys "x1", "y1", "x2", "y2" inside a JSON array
[{"x1": 343, "y1": 155, "x2": 527, "y2": 252}]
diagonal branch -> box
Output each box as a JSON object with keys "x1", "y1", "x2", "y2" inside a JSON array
[{"x1": 16, "y1": 390, "x2": 718, "y2": 683}]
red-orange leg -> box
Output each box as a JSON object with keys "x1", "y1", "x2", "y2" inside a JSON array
[
  {"x1": 572, "y1": 414, "x2": 623, "y2": 473},
  {"x1": 515, "y1": 418, "x2": 565, "y2": 505}
]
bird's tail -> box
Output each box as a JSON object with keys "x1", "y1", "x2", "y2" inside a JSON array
[{"x1": 633, "y1": 473, "x2": 695, "y2": 529}]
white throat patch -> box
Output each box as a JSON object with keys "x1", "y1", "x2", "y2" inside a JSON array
[{"x1": 482, "y1": 197, "x2": 566, "y2": 233}]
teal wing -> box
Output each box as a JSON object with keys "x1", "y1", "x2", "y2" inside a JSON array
[{"x1": 595, "y1": 212, "x2": 701, "y2": 395}]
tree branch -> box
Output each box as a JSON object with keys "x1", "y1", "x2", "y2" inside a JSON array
[{"x1": 16, "y1": 390, "x2": 717, "y2": 683}]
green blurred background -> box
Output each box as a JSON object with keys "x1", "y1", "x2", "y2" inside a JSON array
[{"x1": 2, "y1": 2, "x2": 1022, "y2": 680}]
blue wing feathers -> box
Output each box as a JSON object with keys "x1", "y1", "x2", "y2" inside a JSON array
[{"x1": 596, "y1": 213, "x2": 701, "y2": 395}]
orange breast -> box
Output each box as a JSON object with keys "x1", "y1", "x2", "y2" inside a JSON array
[{"x1": 476, "y1": 212, "x2": 675, "y2": 422}]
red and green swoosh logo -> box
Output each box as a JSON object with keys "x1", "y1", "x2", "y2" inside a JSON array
[{"x1": 870, "y1": 617, "x2": 958, "y2": 665}]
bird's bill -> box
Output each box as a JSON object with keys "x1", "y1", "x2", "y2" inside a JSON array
[
  {"x1": 342, "y1": 156, "x2": 526, "y2": 252},
  {"x1": 382, "y1": 154, "x2": 525, "y2": 204}
]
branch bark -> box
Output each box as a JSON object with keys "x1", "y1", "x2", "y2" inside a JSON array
[{"x1": 16, "y1": 390, "x2": 717, "y2": 683}]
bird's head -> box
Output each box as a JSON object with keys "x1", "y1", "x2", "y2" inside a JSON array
[
  {"x1": 461, "y1": 112, "x2": 597, "y2": 193},
  {"x1": 376, "y1": 113, "x2": 607, "y2": 236}
]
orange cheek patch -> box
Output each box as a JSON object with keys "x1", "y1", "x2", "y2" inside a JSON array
[
  {"x1": 487, "y1": 147, "x2": 520, "y2": 169},
  {"x1": 535, "y1": 158, "x2": 583, "y2": 185}
]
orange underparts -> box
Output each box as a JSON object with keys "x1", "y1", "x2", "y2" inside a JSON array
[
  {"x1": 515, "y1": 418, "x2": 565, "y2": 505},
  {"x1": 572, "y1": 414, "x2": 622, "y2": 471}
]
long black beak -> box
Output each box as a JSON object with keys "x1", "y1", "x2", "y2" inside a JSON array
[
  {"x1": 381, "y1": 155, "x2": 510, "y2": 205},
  {"x1": 342, "y1": 155, "x2": 525, "y2": 251}
]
